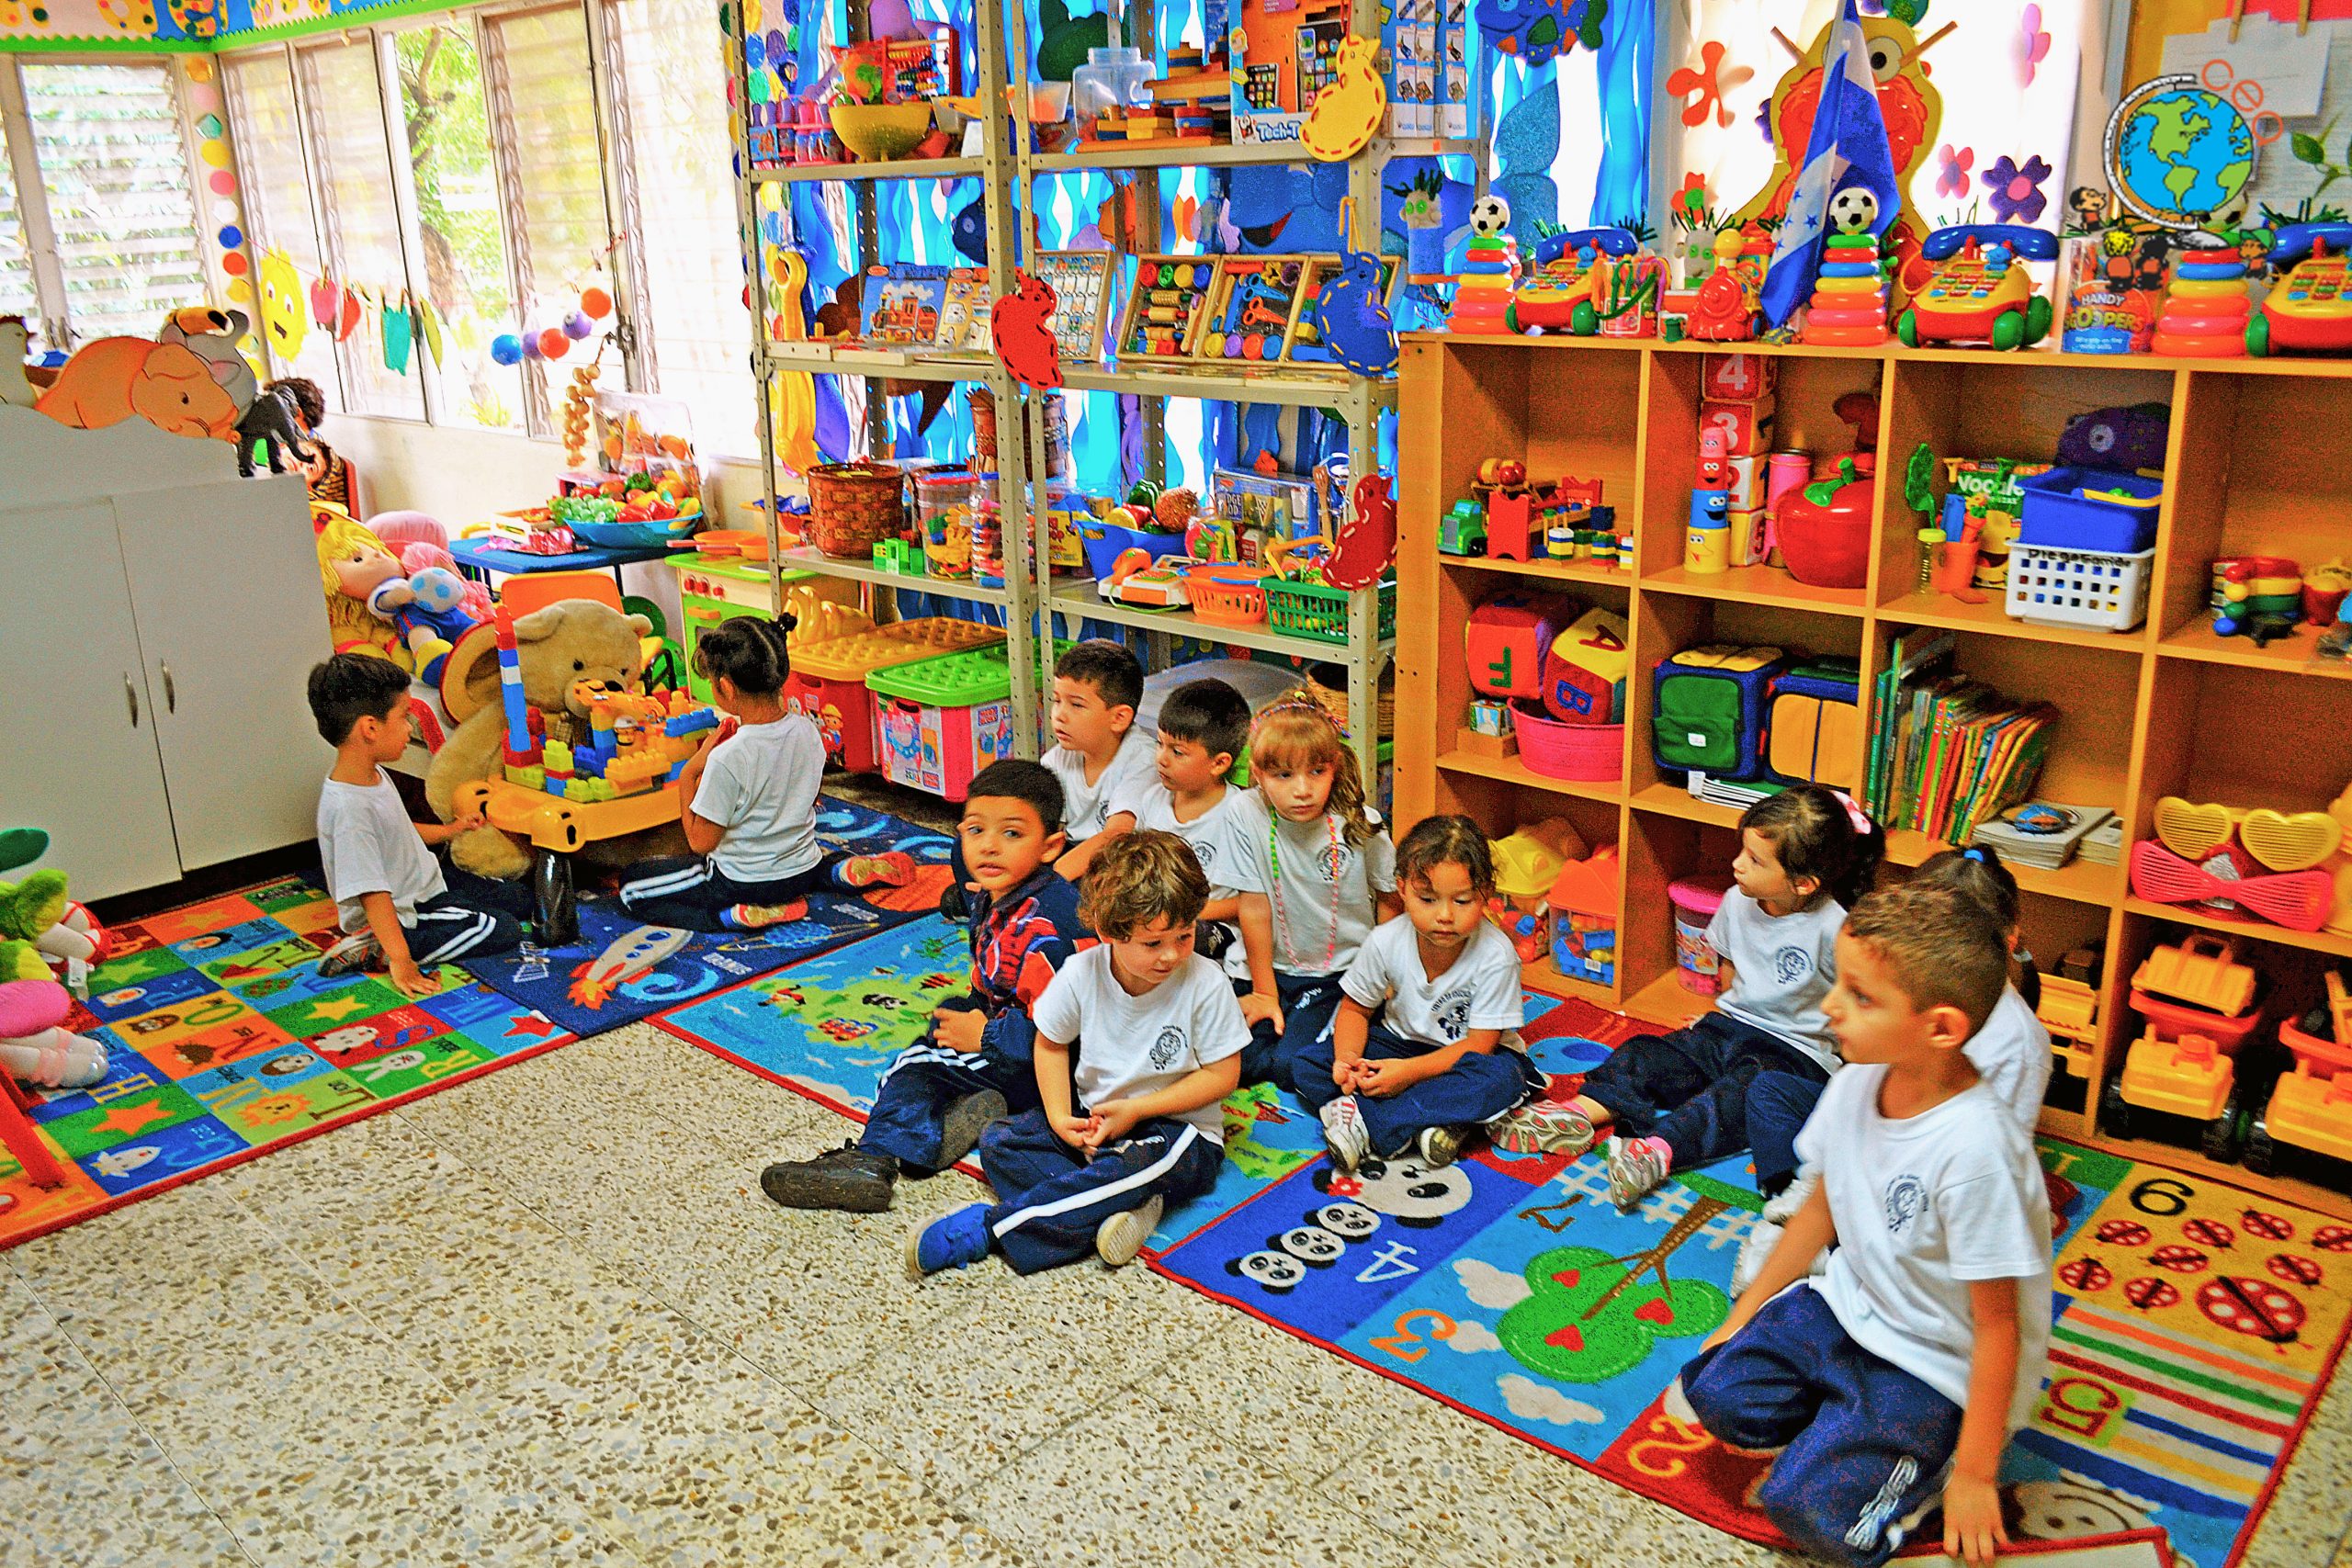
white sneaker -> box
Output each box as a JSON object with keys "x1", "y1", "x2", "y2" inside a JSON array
[
  {"x1": 317, "y1": 929, "x2": 382, "y2": 977},
  {"x1": 1605, "y1": 1135, "x2": 1671, "y2": 1212},
  {"x1": 1486, "y1": 1099, "x2": 1596, "y2": 1159},
  {"x1": 1731, "y1": 1218, "x2": 1782, "y2": 1296},
  {"x1": 1417, "y1": 1124, "x2": 1466, "y2": 1168},
  {"x1": 1319, "y1": 1096, "x2": 1370, "y2": 1176},
  {"x1": 1095, "y1": 1196, "x2": 1164, "y2": 1268}
]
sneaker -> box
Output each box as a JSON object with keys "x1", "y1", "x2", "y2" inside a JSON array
[
  {"x1": 1606, "y1": 1135, "x2": 1671, "y2": 1212},
  {"x1": 1762, "y1": 1168, "x2": 1820, "y2": 1225},
  {"x1": 725, "y1": 900, "x2": 807, "y2": 931},
  {"x1": 1661, "y1": 1375, "x2": 1700, "y2": 1427},
  {"x1": 318, "y1": 929, "x2": 382, "y2": 977},
  {"x1": 1417, "y1": 1124, "x2": 1467, "y2": 1168},
  {"x1": 837, "y1": 851, "x2": 917, "y2": 889},
  {"x1": 760, "y1": 1141, "x2": 899, "y2": 1213},
  {"x1": 937, "y1": 881, "x2": 970, "y2": 922},
  {"x1": 1731, "y1": 1218, "x2": 1782, "y2": 1295},
  {"x1": 1486, "y1": 1099, "x2": 1596, "y2": 1159},
  {"x1": 1319, "y1": 1095, "x2": 1370, "y2": 1176},
  {"x1": 906, "y1": 1202, "x2": 992, "y2": 1280},
  {"x1": 936, "y1": 1089, "x2": 1009, "y2": 1169},
  {"x1": 1095, "y1": 1195, "x2": 1164, "y2": 1268}
]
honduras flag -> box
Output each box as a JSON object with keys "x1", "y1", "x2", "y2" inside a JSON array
[{"x1": 1758, "y1": 0, "x2": 1902, "y2": 328}]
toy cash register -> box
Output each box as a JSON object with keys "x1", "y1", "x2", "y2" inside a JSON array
[
  {"x1": 1894, "y1": 224, "x2": 2057, "y2": 351},
  {"x1": 2249, "y1": 222, "x2": 2352, "y2": 355}
]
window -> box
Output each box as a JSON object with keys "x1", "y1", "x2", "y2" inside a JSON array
[
  {"x1": 222, "y1": 50, "x2": 343, "y2": 406},
  {"x1": 17, "y1": 61, "x2": 204, "y2": 344},
  {"x1": 0, "y1": 129, "x2": 37, "y2": 341},
  {"x1": 298, "y1": 39, "x2": 424, "y2": 420}
]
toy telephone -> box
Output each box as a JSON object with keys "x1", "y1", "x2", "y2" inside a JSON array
[
  {"x1": 2251, "y1": 222, "x2": 2352, "y2": 355},
  {"x1": 1897, "y1": 225, "x2": 2057, "y2": 350},
  {"x1": 1531, "y1": 226, "x2": 1642, "y2": 267}
]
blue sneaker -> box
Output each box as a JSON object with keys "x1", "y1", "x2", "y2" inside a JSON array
[{"x1": 906, "y1": 1202, "x2": 991, "y2": 1280}]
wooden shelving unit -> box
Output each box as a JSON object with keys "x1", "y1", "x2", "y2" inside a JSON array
[{"x1": 1397, "y1": 333, "x2": 2352, "y2": 1217}]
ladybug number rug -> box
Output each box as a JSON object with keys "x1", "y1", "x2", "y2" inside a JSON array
[{"x1": 1150, "y1": 1119, "x2": 2351, "y2": 1568}]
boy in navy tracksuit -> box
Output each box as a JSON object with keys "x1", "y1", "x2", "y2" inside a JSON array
[{"x1": 759, "y1": 761, "x2": 1089, "y2": 1213}]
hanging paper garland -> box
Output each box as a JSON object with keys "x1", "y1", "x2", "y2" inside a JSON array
[{"x1": 383, "y1": 290, "x2": 413, "y2": 375}]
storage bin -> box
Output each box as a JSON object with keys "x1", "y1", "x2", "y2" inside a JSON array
[
  {"x1": 1184, "y1": 563, "x2": 1269, "y2": 626},
  {"x1": 2129, "y1": 987, "x2": 2268, "y2": 1055},
  {"x1": 1080, "y1": 517, "x2": 1189, "y2": 581},
  {"x1": 912, "y1": 469, "x2": 981, "y2": 578},
  {"x1": 1514, "y1": 708, "x2": 1623, "y2": 781},
  {"x1": 1668, "y1": 874, "x2": 1735, "y2": 995},
  {"x1": 806, "y1": 461, "x2": 906, "y2": 558},
  {"x1": 2005, "y1": 544, "x2": 2153, "y2": 632},
  {"x1": 2017, "y1": 468, "x2": 2163, "y2": 553},
  {"x1": 1262, "y1": 576, "x2": 1399, "y2": 645},
  {"x1": 789, "y1": 618, "x2": 1004, "y2": 774},
  {"x1": 865, "y1": 640, "x2": 1067, "y2": 802}
]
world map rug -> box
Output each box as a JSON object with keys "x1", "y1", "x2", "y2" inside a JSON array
[
  {"x1": 1, "y1": 876, "x2": 572, "y2": 1249},
  {"x1": 650, "y1": 915, "x2": 1588, "y2": 1252},
  {"x1": 1148, "y1": 1108, "x2": 2352, "y2": 1568},
  {"x1": 458, "y1": 798, "x2": 956, "y2": 1035}
]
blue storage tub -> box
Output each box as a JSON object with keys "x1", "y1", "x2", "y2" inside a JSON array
[
  {"x1": 1080, "y1": 518, "x2": 1191, "y2": 580},
  {"x1": 2017, "y1": 468, "x2": 2163, "y2": 553}
]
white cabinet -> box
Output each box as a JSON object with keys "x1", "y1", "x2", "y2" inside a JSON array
[{"x1": 0, "y1": 410, "x2": 327, "y2": 900}]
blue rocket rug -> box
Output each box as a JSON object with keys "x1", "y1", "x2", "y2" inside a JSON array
[{"x1": 457, "y1": 799, "x2": 954, "y2": 1036}]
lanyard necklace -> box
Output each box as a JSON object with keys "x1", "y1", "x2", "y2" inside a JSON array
[{"x1": 1268, "y1": 809, "x2": 1344, "y2": 975}]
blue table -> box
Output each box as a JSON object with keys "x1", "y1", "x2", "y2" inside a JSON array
[{"x1": 447, "y1": 536, "x2": 680, "y2": 592}]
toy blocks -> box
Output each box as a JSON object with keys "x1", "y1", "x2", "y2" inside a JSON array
[
  {"x1": 1764, "y1": 658, "x2": 1863, "y2": 791},
  {"x1": 1543, "y1": 606, "x2": 1630, "y2": 725},
  {"x1": 1465, "y1": 592, "x2": 1571, "y2": 701},
  {"x1": 1699, "y1": 397, "x2": 1776, "y2": 457},
  {"x1": 1652, "y1": 645, "x2": 1783, "y2": 782},
  {"x1": 1701, "y1": 352, "x2": 1776, "y2": 402}
]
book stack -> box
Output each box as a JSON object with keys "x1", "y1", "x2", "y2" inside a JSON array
[
  {"x1": 1971, "y1": 802, "x2": 2117, "y2": 871},
  {"x1": 1865, "y1": 631, "x2": 2057, "y2": 845},
  {"x1": 2081, "y1": 816, "x2": 2126, "y2": 866}
]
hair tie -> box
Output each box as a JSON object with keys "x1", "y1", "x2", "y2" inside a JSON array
[
  {"x1": 1962, "y1": 845, "x2": 1994, "y2": 865},
  {"x1": 1833, "y1": 791, "x2": 1872, "y2": 835}
]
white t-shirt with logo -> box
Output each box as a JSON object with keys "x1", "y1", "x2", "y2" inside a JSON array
[
  {"x1": 693, "y1": 713, "x2": 824, "y2": 883},
  {"x1": 1795, "y1": 1063, "x2": 2052, "y2": 1430},
  {"x1": 1968, "y1": 984, "x2": 2052, "y2": 1130},
  {"x1": 1045, "y1": 727, "x2": 1159, "y2": 840},
  {"x1": 1706, "y1": 888, "x2": 1847, "y2": 1071},
  {"x1": 1223, "y1": 795, "x2": 1397, "y2": 979},
  {"x1": 318, "y1": 770, "x2": 447, "y2": 932},
  {"x1": 1031, "y1": 946, "x2": 1250, "y2": 1143},
  {"x1": 1340, "y1": 915, "x2": 1524, "y2": 1051},
  {"x1": 1132, "y1": 783, "x2": 1262, "y2": 977}
]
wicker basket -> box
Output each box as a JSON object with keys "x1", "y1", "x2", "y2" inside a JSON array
[
  {"x1": 807, "y1": 460, "x2": 907, "y2": 558},
  {"x1": 1303, "y1": 667, "x2": 1395, "y2": 739}
]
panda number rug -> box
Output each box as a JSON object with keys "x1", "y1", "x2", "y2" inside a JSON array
[
  {"x1": 0, "y1": 875, "x2": 573, "y2": 1250},
  {"x1": 456, "y1": 799, "x2": 956, "y2": 1035},
  {"x1": 1148, "y1": 1068, "x2": 2352, "y2": 1568}
]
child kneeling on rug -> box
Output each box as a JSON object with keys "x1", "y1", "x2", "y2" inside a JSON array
[
  {"x1": 1675, "y1": 882, "x2": 2052, "y2": 1568},
  {"x1": 909, "y1": 831, "x2": 1246, "y2": 1278},
  {"x1": 617, "y1": 616, "x2": 910, "y2": 931},
  {"x1": 309, "y1": 654, "x2": 536, "y2": 997},
  {"x1": 760, "y1": 761, "x2": 1089, "y2": 1213},
  {"x1": 1295, "y1": 815, "x2": 1544, "y2": 1172}
]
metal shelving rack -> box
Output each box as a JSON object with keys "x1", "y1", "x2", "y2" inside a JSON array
[{"x1": 725, "y1": 0, "x2": 1474, "y2": 776}]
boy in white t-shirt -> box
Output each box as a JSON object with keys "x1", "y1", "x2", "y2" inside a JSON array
[
  {"x1": 1679, "y1": 884, "x2": 2052, "y2": 1568},
  {"x1": 1125, "y1": 679, "x2": 1267, "y2": 988},
  {"x1": 909, "y1": 831, "x2": 1246, "y2": 1278},
  {"x1": 618, "y1": 617, "x2": 910, "y2": 931},
  {"x1": 308, "y1": 655, "x2": 533, "y2": 997}
]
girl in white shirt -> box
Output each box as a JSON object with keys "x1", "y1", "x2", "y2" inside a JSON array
[
  {"x1": 1294, "y1": 815, "x2": 1540, "y2": 1172},
  {"x1": 618, "y1": 616, "x2": 911, "y2": 931}
]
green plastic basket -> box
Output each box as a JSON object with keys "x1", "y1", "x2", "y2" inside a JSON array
[
  {"x1": 865, "y1": 639, "x2": 1070, "y2": 706},
  {"x1": 1261, "y1": 577, "x2": 1397, "y2": 646}
]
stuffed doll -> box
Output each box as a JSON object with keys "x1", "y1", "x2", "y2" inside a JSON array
[
  {"x1": 0, "y1": 868, "x2": 106, "y2": 996},
  {"x1": 368, "y1": 565, "x2": 480, "y2": 686},
  {"x1": 0, "y1": 863, "x2": 108, "y2": 1092},
  {"x1": 317, "y1": 513, "x2": 406, "y2": 660}
]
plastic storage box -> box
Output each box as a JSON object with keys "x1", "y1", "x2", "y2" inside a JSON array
[
  {"x1": 865, "y1": 640, "x2": 1067, "y2": 802},
  {"x1": 2017, "y1": 468, "x2": 2164, "y2": 553},
  {"x1": 2006, "y1": 544, "x2": 2154, "y2": 632},
  {"x1": 791, "y1": 618, "x2": 1004, "y2": 775},
  {"x1": 1668, "y1": 874, "x2": 1735, "y2": 995},
  {"x1": 1262, "y1": 576, "x2": 1399, "y2": 646},
  {"x1": 1514, "y1": 710, "x2": 1624, "y2": 781}
]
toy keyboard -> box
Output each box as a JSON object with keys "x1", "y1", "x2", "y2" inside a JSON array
[
  {"x1": 2273, "y1": 254, "x2": 2352, "y2": 320},
  {"x1": 1924, "y1": 256, "x2": 2005, "y2": 304}
]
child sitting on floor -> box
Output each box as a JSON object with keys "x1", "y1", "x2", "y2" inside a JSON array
[
  {"x1": 308, "y1": 654, "x2": 533, "y2": 996},
  {"x1": 758, "y1": 761, "x2": 1089, "y2": 1213},
  {"x1": 1678, "y1": 882, "x2": 2051, "y2": 1568},
  {"x1": 1225, "y1": 700, "x2": 1398, "y2": 1092},
  {"x1": 617, "y1": 616, "x2": 910, "y2": 931},
  {"x1": 1041, "y1": 638, "x2": 1158, "y2": 878},
  {"x1": 1126, "y1": 677, "x2": 1262, "y2": 974},
  {"x1": 1295, "y1": 815, "x2": 1543, "y2": 1171},
  {"x1": 909, "y1": 831, "x2": 1246, "y2": 1279},
  {"x1": 1566, "y1": 784, "x2": 1883, "y2": 1210},
  {"x1": 1736, "y1": 844, "x2": 2052, "y2": 1289}
]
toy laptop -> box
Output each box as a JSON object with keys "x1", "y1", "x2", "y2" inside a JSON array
[{"x1": 1653, "y1": 645, "x2": 1783, "y2": 782}]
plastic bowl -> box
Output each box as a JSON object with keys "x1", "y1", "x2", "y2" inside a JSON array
[
  {"x1": 829, "y1": 102, "x2": 933, "y2": 163},
  {"x1": 571, "y1": 516, "x2": 694, "y2": 549},
  {"x1": 1776, "y1": 505, "x2": 1871, "y2": 589}
]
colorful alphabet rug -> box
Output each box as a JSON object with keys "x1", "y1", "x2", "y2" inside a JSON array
[
  {"x1": 0, "y1": 877, "x2": 572, "y2": 1250},
  {"x1": 458, "y1": 800, "x2": 956, "y2": 1035},
  {"x1": 651, "y1": 918, "x2": 1591, "y2": 1250},
  {"x1": 1150, "y1": 1101, "x2": 2352, "y2": 1568}
]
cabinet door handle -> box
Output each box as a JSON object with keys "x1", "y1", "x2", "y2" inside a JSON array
[
  {"x1": 124, "y1": 674, "x2": 140, "y2": 728},
  {"x1": 162, "y1": 662, "x2": 176, "y2": 715}
]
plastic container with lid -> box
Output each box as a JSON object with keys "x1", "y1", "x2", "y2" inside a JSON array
[
  {"x1": 913, "y1": 469, "x2": 980, "y2": 579},
  {"x1": 1668, "y1": 874, "x2": 1736, "y2": 995},
  {"x1": 786, "y1": 618, "x2": 1004, "y2": 775},
  {"x1": 865, "y1": 639, "x2": 1069, "y2": 801}
]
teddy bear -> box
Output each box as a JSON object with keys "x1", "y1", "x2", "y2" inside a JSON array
[{"x1": 424, "y1": 599, "x2": 665, "y2": 881}]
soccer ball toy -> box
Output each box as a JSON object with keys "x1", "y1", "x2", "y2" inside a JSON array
[
  {"x1": 1826, "y1": 187, "x2": 1879, "y2": 237},
  {"x1": 1469, "y1": 194, "x2": 1512, "y2": 240}
]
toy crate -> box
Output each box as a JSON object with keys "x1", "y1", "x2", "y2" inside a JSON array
[
  {"x1": 1263, "y1": 575, "x2": 1397, "y2": 645},
  {"x1": 2017, "y1": 468, "x2": 2163, "y2": 554},
  {"x1": 865, "y1": 640, "x2": 1067, "y2": 802},
  {"x1": 789, "y1": 618, "x2": 1004, "y2": 774},
  {"x1": 2005, "y1": 544, "x2": 2153, "y2": 633}
]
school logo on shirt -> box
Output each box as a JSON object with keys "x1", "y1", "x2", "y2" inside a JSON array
[
  {"x1": 1190, "y1": 838, "x2": 1217, "y2": 867},
  {"x1": 1433, "y1": 988, "x2": 1472, "y2": 1042},
  {"x1": 1883, "y1": 1174, "x2": 1927, "y2": 1236},
  {"x1": 1773, "y1": 944, "x2": 1813, "y2": 985},
  {"x1": 1150, "y1": 1025, "x2": 1187, "y2": 1069},
  {"x1": 1318, "y1": 842, "x2": 1350, "y2": 881}
]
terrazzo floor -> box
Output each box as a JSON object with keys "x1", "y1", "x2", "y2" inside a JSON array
[{"x1": 7, "y1": 1021, "x2": 2352, "y2": 1568}]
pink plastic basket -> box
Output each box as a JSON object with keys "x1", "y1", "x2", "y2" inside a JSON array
[{"x1": 1514, "y1": 711, "x2": 1623, "y2": 782}]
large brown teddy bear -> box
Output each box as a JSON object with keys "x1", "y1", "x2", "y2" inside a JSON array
[{"x1": 426, "y1": 599, "x2": 682, "y2": 880}]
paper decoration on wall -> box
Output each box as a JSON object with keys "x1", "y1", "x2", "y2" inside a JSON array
[
  {"x1": 989, "y1": 271, "x2": 1062, "y2": 389},
  {"x1": 382, "y1": 292, "x2": 413, "y2": 374},
  {"x1": 310, "y1": 275, "x2": 338, "y2": 330},
  {"x1": 334, "y1": 287, "x2": 360, "y2": 344},
  {"x1": 1034, "y1": 0, "x2": 1108, "y2": 84},
  {"x1": 950, "y1": 198, "x2": 989, "y2": 265},
  {"x1": 1325, "y1": 472, "x2": 1395, "y2": 590},
  {"x1": 1317, "y1": 198, "x2": 1396, "y2": 378},
  {"x1": 415, "y1": 296, "x2": 443, "y2": 367},
  {"x1": 1493, "y1": 63, "x2": 1564, "y2": 246},
  {"x1": 1300, "y1": 35, "x2": 1385, "y2": 162},
  {"x1": 257, "y1": 250, "x2": 306, "y2": 360},
  {"x1": 1668, "y1": 39, "x2": 1751, "y2": 129},
  {"x1": 2015, "y1": 5, "x2": 2052, "y2": 89},
  {"x1": 2100, "y1": 73, "x2": 2259, "y2": 231},
  {"x1": 1476, "y1": 0, "x2": 1609, "y2": 69}
]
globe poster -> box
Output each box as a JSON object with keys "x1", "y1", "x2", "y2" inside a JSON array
[{"x1": 2102, "y1": 71, "x2": 2259, "y2": 231}]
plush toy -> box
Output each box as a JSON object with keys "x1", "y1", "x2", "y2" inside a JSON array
[
  {"x1": 368, "y1": 565, "x2": 479, "y2": 685},
  {"x1": 33, "y1": 337, "x2": 243, "y2": 439},
  {"x1": 0, "y1": 316, "x2": 34, "y2": 409},
  {"x1": 425, "y1": 599, "x2": 660, "y2": 879},
  {"x1": 157, "y1": 306, "x2": 258, "y2": 417},
  {"x1": 237, "y1": 382, "x2": 315, "y2": 477},
  {"x1": 316, "y1": 513, "x2": 407, "y2": 660},
  {"x1": 0, "y1": 868, "x2": 107, "y2": 986},
  {"x1": 0, "y1": 863, "x2": 108, "y2": 1090}
]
